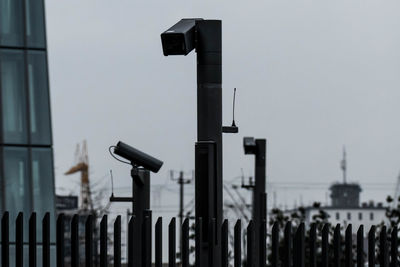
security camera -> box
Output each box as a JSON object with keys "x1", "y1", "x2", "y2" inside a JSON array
[
  {"x1": 113, "y1": 141, "x2": 163, "y2": 173},
  {"x1": 161, "y1": 18, "x2": 203, "y2": 56},
  {"x1": 243, "y1": 137, "x2": 256, "y2": 154}
]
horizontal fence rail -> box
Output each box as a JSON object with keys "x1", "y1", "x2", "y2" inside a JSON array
[{"x1": 0, "y1": 211, "x2": 399, "y2": 266}]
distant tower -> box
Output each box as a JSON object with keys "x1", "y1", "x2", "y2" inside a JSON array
[{"x1": 330, "y1": 147, "x2": 362, "y2": 208}]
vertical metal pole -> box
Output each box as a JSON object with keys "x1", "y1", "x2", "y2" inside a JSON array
[
  {"x1": 390, "y1": 226, "x2": 397, "y2": 267},
  {"x1": 71, "y1": 215, "x2": 79, "y2": 267},
  {"x1": 333, "y1": 224, "x2": 341, "y2": 267},
  {"x1": 29, "y1": 212, "x2": 37, "y2": 267},
  {"x1": 380, "y1": 226, "x2": 389, "y2": 267},
  {"x1": 253, "y1": 139, "x2": 266, "y2": 267},
  {"x1": 42, "y1": 213, "x2": 50, "y2": 267},
  {"x1": 195, "y1": 19, "x2": 222, "y2": 267}
]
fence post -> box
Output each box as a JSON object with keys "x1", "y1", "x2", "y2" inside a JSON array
[
  {"x1": 42, "y1": 212, "x2": 50, "y2": 267},
  {"x1": 71, "y1": 214, "x2": 79, "y2": 267},
  {"x1": 114, "y1": 216, "x2": 121, "y2": 267},
  {"x1": 357, "y1": 225, "x2": 364, "y2": 267},
  {"x1": 128, "y1": 216, "x2": 134, "y2": 267},
  {"x1": 2, "y1": 211, "x2": 9, "y2": 267},
  {"x1": 16, "y1": 212, "x2": 23, "y2": 267},
  {"x1": 142, "y1": 213, "x2": 152, "y2": 267},
  {"x1": 155, "y1": 218, "x2": 162, "y2": 267},
  {"x1": 221, "y1": 220, "x2": 228, "y2": 267},
  {"x1": 345, "y1": 224, "x2": 352, "y2": 267},
  {"x1": 333, "y1": 224, "x2": 341, "y2": 267},
  {"x1": 56, "y1": 214, "x2": 65, "y2": 267},
  {"x1": 247, "y1": 221, "x2": 254, "y2": 267},
  {"x1": 100, "y1": 215, "x2": 108, "y2": 267},
  {"x1": 85, "y1": 215, "x2": 93, "y2": 267},
  {"x1": 321, "y1": 224, "x2": 329, "y2": 267},
  {"x1": 181, "y1": 218, "x2": 189, "y2": 267},
  {"x1": 234, "y1": 220, "x2": 241, "y2": 267},
  {"x1": 390, "y1": 226, "x2": 397, "y2": 267},
  {"x1": 283, "y1": 222, "x2": 292, "y2": 267},
  {"x1": 271, "y1": 222, "x2": 279, "y2": 267},
  {"x1": 169, "y1": 218, "x2": 176, "y2": 267},
  {"x1": 309, "y1": 223, "x2": 316, "y2": 267},
  {"x1": 380, "y1": 226, "x2": 389, "y2": 267},
  {"x1": 293, "y1": 223, "x2": 305, "y2": 267},
  {"x1": 208, "y1": 219, "x2": 216, "y2": 267},
  {"x1": 368, "y1": 226, "x2": 376, "y2": 267}
]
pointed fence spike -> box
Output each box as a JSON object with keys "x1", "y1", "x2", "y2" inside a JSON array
[
  {"x1": 234, "y1": 219, "x2": 241, "y2": 267},
  {"x1": 114, "y1": 216, "x2": 121, "y2": 267},
  {"x1": 155, "y1": 217, "x2": 163, "y2": 267},
  {"x1": 221, "y1": 220, "x2": 229, "y2": 267},
  {"x1": 182, "y1": 218, "x2": 190, "y2": 267},
  {"x1": 42, "y1": 212, "x2": 51, "y2": 267},
  {"x1": 293, "y1": 223, "x2": 305, "y2": 267},
  {"x1": 321, "y1": 224, "x2": 329, "y2": 267},
  {"x1": 16, "y1": 212, "x2": 23, "y2": 267},
  {"x1": 56, "y1": 214, "x2": 65, "y2": 267},
  {"x1": 85, "y1": 215, "x2": 94, "y2": 267},
  {"x1": 271, "y1": 222, "x2": 279, "y2": 267},
  {"x1": 345, "y1": 224, "x2": 352, "y2": 267},
  {"x1": 247, "y1": 221, "x2": 255, "y2": 267},
  {"x1": 71, "y1": 214, "x2": 79, "y2": 267},
  {"x1": 357, "y1": 225, "x2": 364, "y2": 267},
  {"x1": 169, "y1": 218, "x2": 176, "y2": 267},
  {"x1": 368, "y1": 225, "x2": 376, "y2": 267},
  {"x1": 127, "y1": 216, "x2": 134, "y2": 267},
  {"x1": 390, "y1": 226, "x2": 398, "y2": 267},
  {"x1": 380, "y1": 226, "x2": 389, "y2": 267},
  {"x1": 283, "y1": 222, "x2": 292, "y2": 267},
  {"x1": 309, "y1": 223, "x2": 317, "y2": 267},
  {"x1": 259, "y1": 220, "x2": 266, "y2": 267},
  {"x1": 2, "y1": 211, "x2": 10, "y2": 267},
  {"x1": 333, "y1": 224, "x2": 341, "y2": 267}
]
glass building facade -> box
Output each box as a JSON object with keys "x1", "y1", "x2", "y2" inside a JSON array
[{"x1": 0, "y1": 0, "x2": 56, "y2": 263}]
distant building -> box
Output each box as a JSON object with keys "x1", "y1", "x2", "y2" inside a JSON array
[
  {"x1": 1, "y1": 0, "x2": 55, "y2": 259},
  {"x1": 292, "y1": 148, "x2": 388, "y2": 230}
]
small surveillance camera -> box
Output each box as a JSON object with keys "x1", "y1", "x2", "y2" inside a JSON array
[
  {"x1": 113, "y1": 141, "x2": 163, "y2": 173},
  {"x1": 161, "y1": 18, "x2": 203, "y2": 56},
  {"x1": 243, "y1": 137, "x2": 256, "y2": 154}
]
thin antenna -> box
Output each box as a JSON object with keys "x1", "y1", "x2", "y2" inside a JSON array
[
  {"x1": 232, "y1": 88, "x2": 237, "y2": 127},
  {"x1": 110, "y1": 170, "x2": 114, "y2": 197},
  {"x1": 341, "y1": 146, "x2": 347, "y2": 184}
]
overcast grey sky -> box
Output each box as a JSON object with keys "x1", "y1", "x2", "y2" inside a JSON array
[{"x1": 46, "y1": 1, "x2": 400, "y2": 218}]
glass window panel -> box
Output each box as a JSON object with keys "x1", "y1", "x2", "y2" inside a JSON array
[
  {"x1": 31, "y1": 148, "x2": 56, "y2": 242},
  {"x1": 25, "y1": 0, "x2": 46, "y2": 48},
  {"x1": 1, "y1": 49, "x2": 28, "y2": 144},
  {"x1": 3, "y1": 147, "x2": 31, "y2": 242},
  {"x1": 0, "y1": 0, "x2": 24, "y2": 46},
  {"x1": 27, "y1": 51, "x2": 51, "y2": 145}
]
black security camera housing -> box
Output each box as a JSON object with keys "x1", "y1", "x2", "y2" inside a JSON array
[
  {"x1": 243, "y1": 137, "x2": 257, "y2": 154},
  {"x1": 161, "y1": 18, "x2": 203, "y2": 56},
  {"x1": 114, "y1": 141, "x2": 163, "y2": 173}
]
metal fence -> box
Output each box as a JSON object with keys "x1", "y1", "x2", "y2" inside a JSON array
[{"x1": 0, "y1": 211, "x2": 398, "y2": 266}]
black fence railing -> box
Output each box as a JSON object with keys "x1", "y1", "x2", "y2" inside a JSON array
[{"x1": 0, "y1": 211, "x2": 398, "y2": 266}]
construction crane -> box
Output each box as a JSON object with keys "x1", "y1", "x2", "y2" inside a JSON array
[{"x1": 65, "y1": 140, "x2": 93, "y2": 212}]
